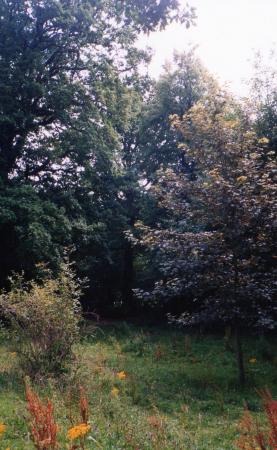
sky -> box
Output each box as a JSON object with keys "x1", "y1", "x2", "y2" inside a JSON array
[{"x1": 138, "y1": 0, "x2": 277, "y2": 96}]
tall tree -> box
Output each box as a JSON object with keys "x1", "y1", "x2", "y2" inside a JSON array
[
  {"x1": 137, "y1": 50, "x2": 217, "y2": 179},
  {"x1": 0, "y1": 0, "x2": 195, "y2": 308},
  {"x1": 0, "y1": 0, "x2": 195, "y2": 181},
  {"x1": 114, "y1": 51, "x2": 218, "y2": 312}
]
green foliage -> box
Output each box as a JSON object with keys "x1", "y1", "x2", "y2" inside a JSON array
[
  {"x1": 0, "y1": 0, "x2": 194, "y2": 181},
  {"x1": 0, "y1": 0, "x2": 196, "y2": 314},
  {"x1": 0, "y1": 0, "x2": 275, "y2": 327},
  {"x1": 121, "y1": 329, "x2": 150, "y2": 356},
  {"x1": 0, "y1": 182, "x2": 70, "y2": 285},
  {"x1": 137, "y1": 50, "x2": 217, "y2": 178},
  {"x1": 115, "y1": 51, "x2": 219, "y2": 311},
  {"x1": 0, "y1": 262, "x2": 82, "y2": 378}
]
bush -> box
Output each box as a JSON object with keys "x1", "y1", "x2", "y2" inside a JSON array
[{"x1": 0, "y1": 262, "x2": 83, "y2": 378}]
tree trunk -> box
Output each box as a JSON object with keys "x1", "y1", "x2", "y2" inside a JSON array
[
  {"x1": 122, "y1": 187, "x2": 137, "y2": 314},
  {"x1": 235, "y1": 327, "x2": 245, "y2": 386},
  {"x1": 122, "y1": 240, "x2": 135, "y2": 310}
]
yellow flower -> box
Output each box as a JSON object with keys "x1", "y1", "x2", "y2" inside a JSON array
[
  {"x1": 10, "y1": 352, "x2": 17, "y2": 357},
  {"x1": 226, "y1": 119, "x2": 239, "y2": 128},
  {"x1": 0, "y1": 423, "x2": 6, "y2": 435},
  {"x1": 67, "y1": 423, "x2": 90, "y2": 441},
  {"x1": 249, "y1": 358, "x2": 257, "y2": 364},
  {"x1": 208, "y1": 169, "x2": 220, "y2": 178},
  {"x1": 117, "y1": 371, "x2": 126, "y2": 380},
  {"x1": 237, "y1": 176, "x2": 247, "y2": 183},
  {"x1": 258, "y1": 137, "x2": 269, "y2": 145},
  {"x1": 111, "y1": 387, "x2": 119, "y2": 397}
]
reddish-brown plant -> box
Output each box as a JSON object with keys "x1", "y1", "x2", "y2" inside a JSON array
[
  {"x1": 237, "y1": 389, "x2": 277, "y2": 449},
  {"x1": 79, "y1": 386, "x2": 89, "y2": 425},
  {"x1": 25, "y1": 380, "x2": 58, "y2": 450},
  {"x1": 68, "y1": 386, "x2": 90, "y2": 450},
  {"x1": 260, "y1": 389, "x2": 277, "y2": 448}
]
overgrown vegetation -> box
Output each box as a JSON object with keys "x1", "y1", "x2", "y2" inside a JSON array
[
  {"x1": 237, "y1": 388, "x2": 277, "y2": 449},
  {"x1": 0, "y1": 0, "x2": 276, "y2": 447},
  {"x1": 0, "y1": 324, "x2": 276, "y2": 449}
]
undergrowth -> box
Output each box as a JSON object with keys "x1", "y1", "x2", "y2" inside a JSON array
[{"x1": 0, "y1": 322, "x2": 276, "y2": 449}]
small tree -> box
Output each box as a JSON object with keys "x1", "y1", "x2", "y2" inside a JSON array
[{"x1": 135, "y1": 90, "x2": 277, "y2": 384}]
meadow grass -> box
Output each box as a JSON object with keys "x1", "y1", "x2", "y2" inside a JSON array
[{"x1": 0, "y1": 322, "x2": 276, "y2": 449}]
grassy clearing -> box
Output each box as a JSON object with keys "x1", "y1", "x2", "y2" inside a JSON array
[{"x1": 0, "y1": 322, "x2": 276, "y2": 449}]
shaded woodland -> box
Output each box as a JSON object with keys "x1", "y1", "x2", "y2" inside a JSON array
[{"x1": 0, "y1": 2, "x2": 276, "y2": 449}]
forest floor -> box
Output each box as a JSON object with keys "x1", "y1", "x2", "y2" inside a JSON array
[{"x1": 0, "y1": 322, "x2": 276, "y2": 449}]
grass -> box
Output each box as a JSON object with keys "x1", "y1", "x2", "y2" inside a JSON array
[{"x1": 0, "y1": 322, "x2": 276, "y2": 449}]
